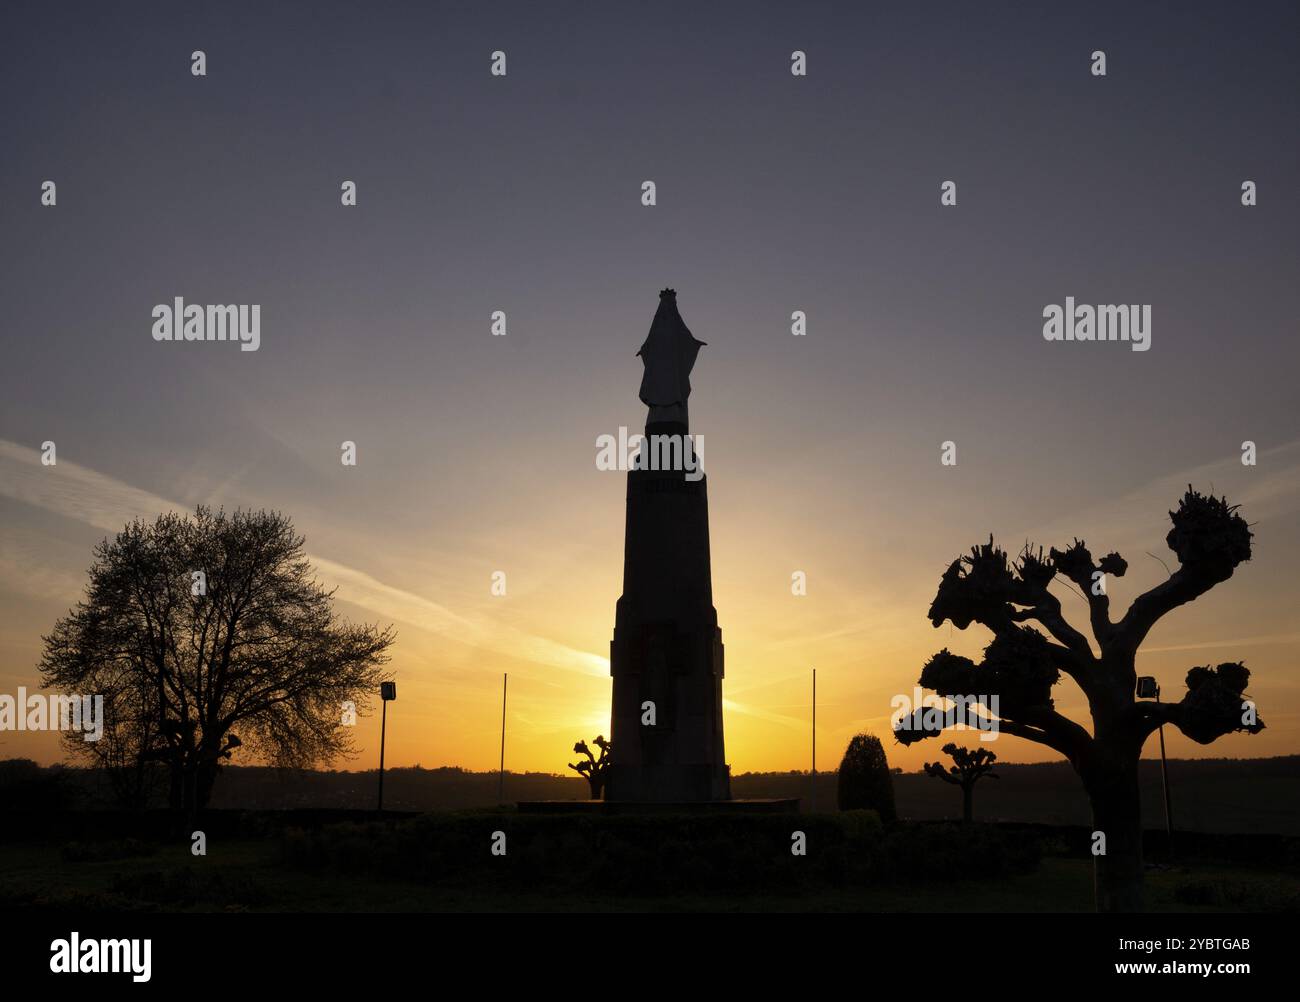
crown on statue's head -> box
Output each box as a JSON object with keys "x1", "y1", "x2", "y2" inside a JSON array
[{"x1": 659, "y1": 288, "x2": 676, "y2": 299}]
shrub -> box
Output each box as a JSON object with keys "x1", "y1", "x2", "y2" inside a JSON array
[
  {"x1": 278, "y1": 810, "x2": 1038, "y2": 897},
  {"x1": 883, "y1": 822, "x2": 1040, "y2": 881},
  {"x1": 837, "y1": 734, "x2": 897, "y2": 822},
  {"x1": 109, "y1": 866, "x2": 270, "y2": 908},
  {"x1": 61, "y1": 837, "x2": 158, "y2": 863},
  {"x1": 1173, "y1": 878, "x2": 1300, "y2": 912}
]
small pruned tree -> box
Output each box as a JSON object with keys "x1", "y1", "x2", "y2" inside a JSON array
[
  {"x1": 568, "y1": 735, "x2": 611, "y2": 798},
  {"x1": 837, "y1": 732, "x2": 896, "y2": 822},
  {"x1": 895, "y1": 488, "x2": 1263, "y2": 911},
  {"x1": 924, "y1": 742, "x2": 998, "y2": 822}
]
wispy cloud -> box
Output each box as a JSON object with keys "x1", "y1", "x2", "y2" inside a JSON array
[
  {"x1": 1140, "y1": 633, "x2": 1300, "y2": 655},
  {"x1": 0, "y1": 440, "x2": 608, "y2": 679},
  {"x1": 1020, "y1": 439, "x2": 1300, "y2": 554},
  {"x1": 1010, "y1": 440, "x2": 1300, "y2": 632},
  {"x1": 722, "y1": 697, "x2": 808, "y2": 732}
]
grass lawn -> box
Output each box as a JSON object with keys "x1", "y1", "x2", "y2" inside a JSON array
[{"x1": 1, "y1": 839, "x2": 1293, "y2": 912}]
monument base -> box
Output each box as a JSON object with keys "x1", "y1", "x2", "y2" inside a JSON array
[
  {"x1": 516, "y1": 798, "x2": 799, "y2": 815},
  {"x1": 605, "y1": 761, "x2": 731, "y2": 803}
]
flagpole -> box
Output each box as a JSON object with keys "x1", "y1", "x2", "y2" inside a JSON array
[
  {"x1": 811, "y1": 667, "x2": 816, "y2": 811},
  {"x1": 498, "y1": 673, "x2": 508, "y2": 804}
]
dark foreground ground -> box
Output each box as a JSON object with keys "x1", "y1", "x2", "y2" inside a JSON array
[
  {"x1": 7, "y1": 841, "x2": 1294, "y2": 912},
  {"x1": 1, "y1": 809, "x2": 1296, "y2": 913},
  {"x1": 4, "y1": 757, "x2": 1296, "y2": 912}
]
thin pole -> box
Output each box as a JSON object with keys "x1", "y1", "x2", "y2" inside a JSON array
[
  {"x1": 1156, "y1": 685, "x2": 1173, "y2": 846},
  {"x1": 811, "y1": 668, "x2": 816, "y2": 811},
  {"x1": 498, "y1": 673, "x2": 508, "y2": 803},
  {"x1": 377, "y1": 698, "x2": 388, "y2": 812}
]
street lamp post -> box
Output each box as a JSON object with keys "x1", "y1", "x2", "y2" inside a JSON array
[
  {"x1": 1137, "y1": 675, "x2": 1173, "y2": 848},
  {"x1": 378, "y1": 681, "x2": 396, "y2": 812}
]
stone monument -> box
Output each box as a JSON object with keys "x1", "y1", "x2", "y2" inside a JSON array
[{"x1": 605, "y1": 289, "x2": 732, "y2": 802}]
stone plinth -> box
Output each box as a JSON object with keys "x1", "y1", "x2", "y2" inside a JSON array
[
  {"x1": 517, "y1": 799, "x2": 798, "y2": 815},
  {"x1": 606, "y1": 423, "x2": 730, "y2": 802}
]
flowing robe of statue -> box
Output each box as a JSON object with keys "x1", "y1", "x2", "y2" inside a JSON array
[{"x1": 637, "y1": 289, "x2": 706, "y2": 429}]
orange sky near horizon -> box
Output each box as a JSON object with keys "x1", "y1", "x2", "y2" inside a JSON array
[{"x1": 2, "y1": 432, "x2": 1298, "y2": 778}]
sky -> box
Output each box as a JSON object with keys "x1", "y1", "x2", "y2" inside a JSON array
[{"x1": 1, "y1": 0, "x2": 1297, "y2": 777}]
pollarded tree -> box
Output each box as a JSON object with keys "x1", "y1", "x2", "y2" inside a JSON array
[
  {"x1": 40, "y1": 507, "x2": 394, "y2": 817},
  {"x1": 568, "y1": 735, "x2": 611, "y2": 798},
  {"x1": 924, "y1": 742, "x2": 998, "y2": 822},
  {"x1": 895, "y1": 488, "x2": 1263, "y2": 912}
]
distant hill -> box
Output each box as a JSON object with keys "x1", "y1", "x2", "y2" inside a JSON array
[{"x1": 4, "y1": 756, "x2": 1298, "y2": 834}]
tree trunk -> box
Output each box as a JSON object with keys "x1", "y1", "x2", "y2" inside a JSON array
[
  {"x1": 182, "y1": 765, "x2": 198, "y2": 831},
  {"x1": 167, "y1": 765, "x2": 184, "y2": 812},
  {"x1": 962, "y1": 784, "x2": 973, "y2": 823},
  {"x1": 195, "y1": 761, "x2": 220, "y2": 812},
  {"x1": 1088, "y1": 763, "x2": 1145, "y2": 912}
]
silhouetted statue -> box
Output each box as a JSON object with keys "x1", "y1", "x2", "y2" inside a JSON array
[
  {"x1": 895, "y1": 487, "x2": 1264, "y2": 912},
  {"x1": 637, "y1": 288, "x2": 706, "y2": 430},
  {"x1": 924, "y1": 743, "x2": 998, "y2": 822},
  {"x1": 607, "y1": 289, "x2": 731, "y2": 802},
  {"x1": 567, "y1": 735, "x2": 611, "y2": 799}
]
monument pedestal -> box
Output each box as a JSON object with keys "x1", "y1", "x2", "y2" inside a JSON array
[
  {"x1": 606, "y1": 431, "x2": 731, "y2": 802},
  {"x1": 518, "y1": 799, "x2": 799, "y2": 814}
]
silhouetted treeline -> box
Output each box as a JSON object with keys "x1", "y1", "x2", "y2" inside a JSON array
[{"x1": 3, "y1": 757, "x2": 1298, "y2": 834}]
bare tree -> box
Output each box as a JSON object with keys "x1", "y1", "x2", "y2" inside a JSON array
[
  {"x1": 924, "y1": 742, "x2": 998, "y2": 822},
  {"x1": 895, "y1": 487, "x2": 1263, "y2": 911},
  {"x1": 67, "y1": 680, "x2": 167, "y2": 808},
  {"x1": 40, "y1": 507, "x2": 394, "y2": 818}
]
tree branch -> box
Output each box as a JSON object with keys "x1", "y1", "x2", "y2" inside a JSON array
[{"x1": 1117, "y1": 487, "x2": 1252, "y2": 654}]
